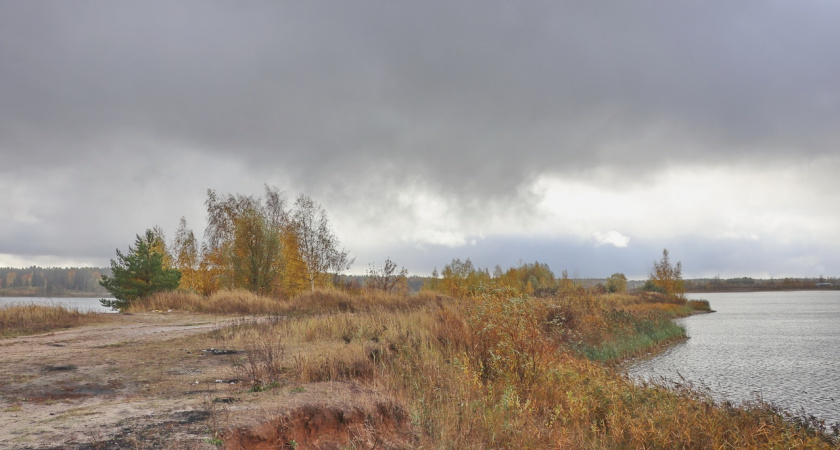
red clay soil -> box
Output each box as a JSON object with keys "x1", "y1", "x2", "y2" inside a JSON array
[{"x1": 225, "y1": 400, "x2": 413, "y2": 449}]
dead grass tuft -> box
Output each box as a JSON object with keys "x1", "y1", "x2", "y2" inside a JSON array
[{"x1": 0, "y1": 303, "x2": 106, "y2": 337}]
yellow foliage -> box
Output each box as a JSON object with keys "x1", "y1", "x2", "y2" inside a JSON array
[{"x1": 281, "y1": 226, "x2": 309, "y2": 297}]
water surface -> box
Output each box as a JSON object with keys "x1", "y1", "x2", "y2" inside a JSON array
[
  {"x1": 627, "y1": 290, "x2": 839, "y2": 424},
  {"x1": 0, "y1": 297, "x2": 117, "y2": 313}
]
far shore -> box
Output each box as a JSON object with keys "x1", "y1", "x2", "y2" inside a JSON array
[{"x1": 685, "y1": 286, "x2": 839, "y2": 294}]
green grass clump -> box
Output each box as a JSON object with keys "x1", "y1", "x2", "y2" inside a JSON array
[
  {"x1": 688, "y1": 299, "x2": 713, "y2": 312},
  {"x1": 580, "y1": 317, "x2": 685, "y2": 362}
]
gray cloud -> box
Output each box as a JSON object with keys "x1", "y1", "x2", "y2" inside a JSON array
[
  {"x1": 371, "y1": 235, "x2": 840, "y2": 280},
  {"x1": 4, "y1": 3, "x2": 839, "y2": 181},
  {"x1": 1, "y1": 1, "x2": 839, "y2": 274}
]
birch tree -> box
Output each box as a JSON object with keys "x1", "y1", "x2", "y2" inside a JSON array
[
  {"x1": 202, "y1": 185, "x2": 288, "y2": 295},
  {"x1": 290, "y1": 194, "x2": 353, "y2": 291},
  {"x1": 172, "y1": 217, "x2": 200, "y2": 292}
]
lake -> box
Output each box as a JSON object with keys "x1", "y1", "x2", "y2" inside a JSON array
[
  {"x1": 0, "y1": 297, "x2": 117, "y2": 313},
  {"x1": 627, "y1": 290, "x2": 839, "y2": 425}
]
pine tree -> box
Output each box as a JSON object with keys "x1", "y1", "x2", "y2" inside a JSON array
[{"x1": 100, "y1": 230, "x2": 181, "y2": 311}]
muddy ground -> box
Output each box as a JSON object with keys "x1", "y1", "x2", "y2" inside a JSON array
[{"x1": 0, "y1": 313, "x2": 412, "y2": 449}]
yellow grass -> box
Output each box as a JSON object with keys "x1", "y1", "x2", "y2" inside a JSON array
[
  {"x1": 0, "y1": 303, "x2": 105, "y2": 337},
  {"x1": 128, "y1": 289, "x2": 287, "y2": 315},
  {"x1": 128, "y1": 288, "x2": 445, "y2": 316}
]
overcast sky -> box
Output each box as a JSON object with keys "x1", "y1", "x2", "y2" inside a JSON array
[{"x1": 2, "y1": 1, "x2": 839, "y2": 279}]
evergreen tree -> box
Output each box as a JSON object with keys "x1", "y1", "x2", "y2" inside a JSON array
[{"x1": 100, "y1": 230, "x2": 181, "y2": 311}]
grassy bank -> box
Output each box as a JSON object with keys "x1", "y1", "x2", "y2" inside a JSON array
[
  {"x1": 0, "y1": 303, "x2": 106, "y2": 337},
  {"x1": 202, "y1": 287, "x2": 837, "y2": 448}
]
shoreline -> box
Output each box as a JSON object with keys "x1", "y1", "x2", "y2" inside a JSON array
[{"x1": 618, "y1": 308, "x2": 714, "y2": 370}]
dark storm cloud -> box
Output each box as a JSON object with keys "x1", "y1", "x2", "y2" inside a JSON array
[
  {"x1": 2, "y1": 1, "x2": 839, "y2": 271},
  {"x1": 3, "y1": 1, "x2": 839, "y2": 195}
]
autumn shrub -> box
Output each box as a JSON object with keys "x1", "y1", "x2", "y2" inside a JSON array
[
  {"x1": 463, "y1": 287, "x2": 559, "y2": 390},
  {"x1": 0, "y1": 303, "x2": 105, "y2": 337}
]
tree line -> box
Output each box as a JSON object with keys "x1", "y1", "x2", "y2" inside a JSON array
[
  {"x1": 684, "y1": 275, "x2": 839, "y2": 292},
  {"x1": 423, "y1": 249, "x2": 684, "y2": 299},
  {"x1": 0, "y1": 267, "x2": 110, "y2": 296}
]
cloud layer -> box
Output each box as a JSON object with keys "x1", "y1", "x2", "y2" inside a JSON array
[{"x1": 2, "y1": 2, "x2": 839, "y2": 278}]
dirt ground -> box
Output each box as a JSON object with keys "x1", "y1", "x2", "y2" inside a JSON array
[{"x1": 0, "y1": 313, "x2": 411, "y2": 449}]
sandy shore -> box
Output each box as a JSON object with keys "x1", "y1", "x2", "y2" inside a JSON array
[{"x1": 0, "y1": 312, "x2": 410, "y2": 449}]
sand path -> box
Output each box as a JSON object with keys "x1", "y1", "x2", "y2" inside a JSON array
[{"x1": 0, "y1": 313, "x2": 241, "y2": 449}]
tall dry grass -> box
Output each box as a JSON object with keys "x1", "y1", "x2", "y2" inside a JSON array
[
  {"x1": 0, "y1": 303, "x2": 105, "y2": 337},
  {"x1": 377, "y1": 291, "x2": 837, "y2": 448},
  {"x1": 128, "y1": 288, "x2": 445, "y2": 316},
  {"x1": 206, "y1": 288, "x2": 838, "y2": 448},
  {"x1": 128, "y1": 289, "x2": 287, "y2": 315}
]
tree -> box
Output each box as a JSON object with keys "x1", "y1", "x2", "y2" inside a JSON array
[
  {"x1": 365, "y1": 257, "x2": 408, "y2": 295},
  {"x1": 100, "y1": 230, "x2": 182, "y2": 311},
  {"x1": 149, "y1": 226, "x2": 174, "y2": 268},
  {"x1": 289, "y1": 194, "x2": 354, "y2": 291},
  {"x1": 440, "y1": 258, "x2": 490, "y2": 297},
  {"x1": 647, "y1": 249, "x2": 684, "y2": 297},
  {"x1": 202, "y1": 185, "x2": 288, "y2": 295},
  {"x1": 606, "y1": 273, "x2": 628, "y2": 293},
  {"x1": 172, "y1": 217, "x2": 200, "y2": 292},
  {"x1": 228, "y1": 208, "x2": 283, "y2": 295}
]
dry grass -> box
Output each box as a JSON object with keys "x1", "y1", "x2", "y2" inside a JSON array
[
  {"x1": 128, "y1": 288, "x2": 445, "y2": 317},
  {"x1": 126, "y1": 289, "x2": 287, "y2": 315},
  {"x1": 0, "y1": 303, "x2": 106, "y2": 337},
  {"x1": 209, "y1": 288, "x2": 838, "y2": 448}
]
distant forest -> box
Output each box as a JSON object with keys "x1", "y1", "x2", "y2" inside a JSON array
[
  {"x1": 1, "y1": 265, "x2": 836, "y2": 298},
  {"x1": 684, "y1": 276, "x2": 839, "y2": 292},
  {"x1": 0, "y1": 267, "x2": 111, "y2": 296}
]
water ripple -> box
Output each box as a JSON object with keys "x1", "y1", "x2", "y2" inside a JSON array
[{"x1": 627, "y1": 290, "x2": 840, "y2": 425}]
